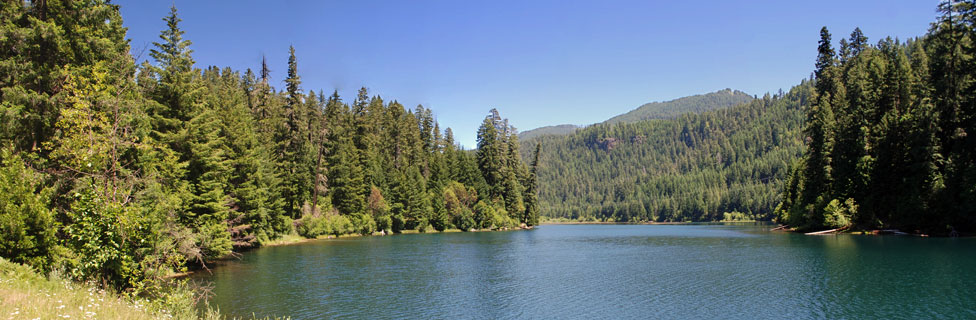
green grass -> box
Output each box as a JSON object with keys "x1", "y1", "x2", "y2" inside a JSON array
[
  {"x1": 0, "y1": 258, "x2": 289, "y2": 320},
  {"x1": 261, "y1": 233, "x2": 308, "y2": 247},
  {"x1": 0, "y1": 257, "x2": 169, "y2": 319}
]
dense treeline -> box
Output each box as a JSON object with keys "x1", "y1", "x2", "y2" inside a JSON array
[
  {"x1": 524, "y1": 86, "x2": 809, "y2": 222},
  {"x1": 0, "y1": 0, "x2": 537, "y2": 298},
  {"x1": 777, "y1": 1, "x2": 976, "y2": 234}
]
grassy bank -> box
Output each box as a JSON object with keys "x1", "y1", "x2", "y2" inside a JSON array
[
  {"x1": 0, "y1": 258, "x2": 193, "y2": 320},
  {"x1": 0, "y1": 258, "x2": 290, "y2": 320}
]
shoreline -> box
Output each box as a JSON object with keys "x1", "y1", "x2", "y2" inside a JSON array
[
  {"x1": 769, "y1": 225, "x2": 971, "y2": 238},
  {"x1": 539, "y1": 220, "x2": 766, "y2": 225},
  {"x1": 179, "y1": 226, "x2": 536, "y2": 278}
]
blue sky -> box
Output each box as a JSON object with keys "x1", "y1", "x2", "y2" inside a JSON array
[{"x1": 117, "y1": 0, "x2": 938, "y2": 148}]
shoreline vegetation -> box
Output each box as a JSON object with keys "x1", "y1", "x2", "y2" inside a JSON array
[
  {"x1": 773, "y1": 3, "x2": 976, "y2": 237},
  {"x1": 0, "y1": 1, "x2": 540, "y2": 319},
  {"x1": 176, "y1": 225, "x2": 536, "y2": 279},
  {"x1": 1, "y1": 1, "x2": 973, "y2": 319},
  {"x1": 229, "y1": 225, "x2": 536, "y2": 252}
]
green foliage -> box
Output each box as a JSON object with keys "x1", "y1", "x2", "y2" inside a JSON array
[
  {"x1": 0, "y1": 0, "x2": 534, "y2": 304},
  {"x1": 375, "y1": 215, "x2": 393, "y2": 233},
  {"x1": 63, "y1": 188, "x2": 138, "y2": 288},
  {"x1": 781, "y1": 3, "x2": 976, "y2": 233},
  {"x1": 518, "y1": 124, "x2": 579, "y2": 141},
  {"x1": 525, "y1": 86, "x2": 809, "y2": 222},
  {"x1": 296, "y1": 211, "x2": 355, "y2": 238},
  {"x1": 473, "y1": 200, "x2": 497, "y2": 229},
  {"x1": 603, "y1": 89, "x2": 755, "y2": 125},
  {"x1": 476, "y1": 109, "x2": 537, "y2": 225},
  {"x1": 823, "y1": 198, "x2": 856, "y2": 229},
  {"x1": 443, "y1": 181, "x2": 478, "y2": 231},
  {"x1": 0, "y1": 150, "x2": 58, "y2": 273},
  {"x1": 350, "y1": 213, "x2": 377, "y2": 235}
]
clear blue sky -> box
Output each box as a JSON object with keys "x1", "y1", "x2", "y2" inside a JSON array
[{"x1": 117, "y1": 0, "x2": 938, "y2": 148}]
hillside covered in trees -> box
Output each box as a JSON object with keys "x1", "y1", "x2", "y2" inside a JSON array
[
  {"x1": 778, "y1": 1, "x2": 976, "y2": 235},
  {"x1": 602, "y1": 89, "x2": 755, "y2": 125},
  {"x1": 518, "y1": 124, "x2": 579, "y2": 140},
  {"x1": 523, "y1": 85, "x2": 808, "y2": 222},
  {"x1": 0, "y1": 0, "x2": 538, "y2": 300}
]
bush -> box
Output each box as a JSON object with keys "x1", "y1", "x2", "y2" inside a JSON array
[
  {"x1": 0, "y1": 151, "x2": 59, "y2": 273},
  {"x1": 454, "y1": 210, "x2": 477, "y2": 231},
  {"x1": 330, "y1": 215, "x2": 354, "y2": 236},
  {"x1": 375, "y1": 215, "x2": 392, "y2": 233},
  {"x1": 297, "y1": 212, "x2": 357, "y2": 238},
  {"x1": 823, "y1": 198, "x2": 856, "y2": 229},
  {"x1": 297, "y1": 214, "x2": 330, "y2": 238},
  {"x1": 63, "y1": 190, "x2": 130, "y2": 285},
  {"x1": 474, "y1": 200, "x2": 495, "y2": 229},
  {"x1": 351, "y1": 213, "x2": 376, "y2": 235},
  {"x1": 492, "y1": 206, "x2": 518, "y2": 229}
]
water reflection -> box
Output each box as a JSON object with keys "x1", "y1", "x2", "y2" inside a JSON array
[{"x1": 199, "y1": 225, "x2": 976, "y2": 319}]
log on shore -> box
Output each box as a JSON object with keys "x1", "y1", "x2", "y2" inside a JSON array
[{"x1": 805, "y1": 226, "x2": 849, "y2": 235}]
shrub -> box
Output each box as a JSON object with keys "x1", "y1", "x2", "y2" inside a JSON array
[
  {"x1": 351, "y1": 213, "x2": 376, "y2": 235},
  {"x1": 0, "y1": 151, "x2": 59, "y2": 273},
  {"x1": 454, "y1": 210, "x2": 477, "y2": 231},
  {"x1": 823, "y1": 198, "x2": 856, "y2": 229},
  {"x1": 474, "y1": 200, "x2": 496, "y2": 229},
  {"x1": 375, "y1": 215, "x2": 392, "y2": 233}
]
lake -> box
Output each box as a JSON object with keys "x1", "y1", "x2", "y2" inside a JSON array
[{"x1": 198, "y1": 224, "x2": 976, "y2": 319}]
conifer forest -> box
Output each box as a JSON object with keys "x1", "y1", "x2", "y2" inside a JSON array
[
  {"x1": 0, "y1": 1, "x2": 975, "y2": 318},
  {"x1": 0, "y1": 1, "x2": 538, "y2": 297}
]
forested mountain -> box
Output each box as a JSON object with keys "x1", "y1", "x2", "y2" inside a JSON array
[
  {"x1": 602, "y1": 89, "x2": 754, "y2": 125},
  {"x1": 0, "y1": 1, "x2": 537, "y2": 298},
  {"x1": 519, "y1": 124, "x2": 579, "y2": 140},
  {"x1": 778, "y1": 1, "x2": 976, "y2": 235},
  {"x1": 524, "y1": 85, "x2": 809, "y2": 222},
  {"x1": 520, "y1": 90, "x2": 753, "y2": 141}
]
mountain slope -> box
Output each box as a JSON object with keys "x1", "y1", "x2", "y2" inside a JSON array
[
  {"x1": 519, "y1": 124, "x2": 579, "y2": 140},
  {"x1": 603, "y1": 89, "x2": 755, "y2": 125},
  {"x1": 523, "y1": 83, "x2": 810, "y2": 222}
]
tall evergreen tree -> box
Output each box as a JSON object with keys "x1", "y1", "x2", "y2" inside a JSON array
[{"x1": 795, "y1": 27, "x2": 837, "y2": 227}]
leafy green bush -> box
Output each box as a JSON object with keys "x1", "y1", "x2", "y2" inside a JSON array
[
  {"x1": 0, "y1": 151, "x2": 59, "y2": 273},
  {"x1": 823, "y1": 198, "x2": 856, "y2": 229},
  {"x1": 297, "y1": 212, "x2": 357, "y2": 238},
  {"x1": 63, "y1": 189, "x2": 142, "y2": 288},
  {"x1": 454, "y1": 211, "x2": 477, "y2": 231},
  {"x1": 375, "y1": 215, "x2": 392, "y2": 233},
  {"x1": 474, "y1": 200, "x2": 496, "y2": 229},
  {"x1": 296, "y1": 214, "x2": 330, "y2": 238},
  {"x1": 351, "y1": 213, "x2": 376, "y2": 235}
]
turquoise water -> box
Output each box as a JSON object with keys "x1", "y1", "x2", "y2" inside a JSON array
[{"x1": 198, "y1": 224, "x2": 976, "y2": 319}]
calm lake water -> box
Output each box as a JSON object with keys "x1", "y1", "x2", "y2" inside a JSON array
[{"x1": 198, "y1": 224, "x2": 976, "y2": 319}]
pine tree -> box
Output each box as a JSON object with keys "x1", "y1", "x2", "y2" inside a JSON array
[
  {"x1": 0, "y1": 0, "x2": 132, "y2": 153},
  {"x1": 797, "y1": 27, "x2": 837, "y2": 228},
  {"x1": 523, "y1": 142, "x2": 542, "y2": 226},
  {"x1": 277, "y1": 46, "x2": 313, "y2": 218},
  {"x1": 146, "y1": 6, "x2": 235, "y2": 259},
  {"x1": 477, "y1": 109, "x2": 506, "y2": 199}
]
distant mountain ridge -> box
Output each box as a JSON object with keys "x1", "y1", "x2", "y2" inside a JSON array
[
  {"x1": 603, "y1": 89, "x2": 754, "y2": 125},
  {"x1": 518, "y1": 124, "x2": 579, "y2": 140},
  {"x1": 520, "y1": 83, "x2": 810, "y2": 222},
  {"x1": 520, "y1": 89, "x2": 754, "y2": 141}
]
